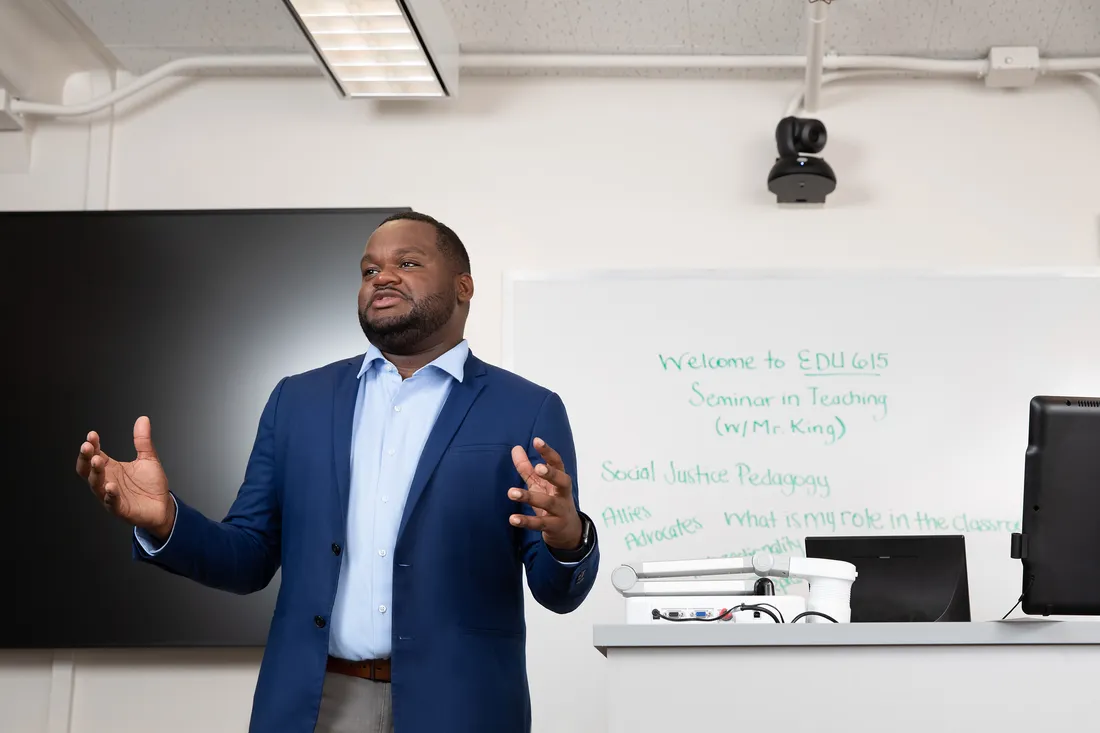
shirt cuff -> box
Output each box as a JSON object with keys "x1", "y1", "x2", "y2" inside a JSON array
[{"x1": 134, "y1": 494, "x2": 179, "y2": 556}]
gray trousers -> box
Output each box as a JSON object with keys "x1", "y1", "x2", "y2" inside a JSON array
[{"x1": 314, "y1": 671, "x2": 394, "y2": 733}]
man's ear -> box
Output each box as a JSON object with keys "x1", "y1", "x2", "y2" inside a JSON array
[{"x1": 456, "y1": 273, "x2": 474, "y2": 304}]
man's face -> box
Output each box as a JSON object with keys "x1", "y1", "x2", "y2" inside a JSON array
[{"x1": 357, "y1": 220, "x2": 459, "y2": 354}]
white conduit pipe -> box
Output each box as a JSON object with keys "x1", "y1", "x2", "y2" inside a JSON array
[
  {"x1": 8, "y1": 54, "x2": 319, "y2": 117},
  {"x1": 802, "y1": 0, "x2": 831, "y2": 114},
  {"x1": 457, "y1": 53, "x2": 991, "y2": 74},
  {"x1": 786, "y1": 70, "x2": 893, "y2": 117},
  {"x1": 785, "y1": 68, "x2": 1100, "y2": 118},
  {"x1": 1043, "y1": 58, "x2": 1100, "y2": 73},
  {"x1": 6, "y1": 53, "x2": 1100, "y2": 118},
  {"x1": 460, "y1": 53, "x2": 808, "y2": 70}
]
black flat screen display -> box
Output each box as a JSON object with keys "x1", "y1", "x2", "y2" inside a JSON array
[{"x1": 1, "y1": 207, "x2": 407, "y2": 647}]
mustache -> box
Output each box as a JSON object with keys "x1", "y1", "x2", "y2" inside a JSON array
[{"x1": 371, "y1": 287, "x2": 407, "y2": 302}]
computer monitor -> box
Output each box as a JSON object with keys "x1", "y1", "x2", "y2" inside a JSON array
[
  {"x1": 805, "y1": 535, "x2": 971, "y2": 622},
  {"x1": 1011, "y1": 396, "x2": 1100, "y2": 616}
]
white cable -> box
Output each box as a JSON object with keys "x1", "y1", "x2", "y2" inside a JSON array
[
  {"x1": 8, "y1": 54, "x2": 318, "y2": 117},
  {"x1": 1078, "y1": 72, "x2": 1100, "y2": 90}
]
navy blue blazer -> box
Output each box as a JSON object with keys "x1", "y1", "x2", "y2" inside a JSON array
[{"x1": 133, "y1": 352, "x2": 599, "y2": 733}]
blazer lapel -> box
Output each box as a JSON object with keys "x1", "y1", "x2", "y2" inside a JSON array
[
  {"x1": 397, "y1": 353, "x2": 488, "y2": 544},
  {"x1": 331, "y1": 356, "x2": 363, "y2": 529}
]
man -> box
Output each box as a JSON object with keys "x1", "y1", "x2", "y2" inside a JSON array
[{"x1": 74, "y1": 211, "x2": 599, "y2": 733}]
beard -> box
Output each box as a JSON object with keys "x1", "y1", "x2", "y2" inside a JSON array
[{"x1": 358, "y1": 287, "x2": 456, "y2": 354}]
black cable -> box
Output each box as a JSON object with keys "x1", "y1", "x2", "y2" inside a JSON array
[
  {"x1": 1002, "y1": 575, "x2": 1035, "y2": 620},
  {"x1": 651, "y1": 604, "x2": 781, "y2": 624},
  {"x1": 739, "y1": 605, "x2": 782, "y2": 624},
  {"x1": 747, "y1": 602, "x2": 784, "y2": 624},
  {"x1": 790, "y1": 610, "x2": 838, "y2": 623}
]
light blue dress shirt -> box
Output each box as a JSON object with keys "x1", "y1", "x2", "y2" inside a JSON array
[{"x1": 326, "y1": 339, "x2": 470, "y2": 660}]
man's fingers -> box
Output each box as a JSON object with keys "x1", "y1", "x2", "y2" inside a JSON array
[
  {"x1": 509, "y1": 512, "x2": 563, "y2": 532},
  {"x1": 102, "y1": 482, "x2": 118, "y2": 509},
  {"x1": 76, "y1": 431, "x2": 102, "y2": 478},
  {"x1": 532, "y1": 461, "x2": 572, "y2": 495},
  {"x1": 87, "y1": 454, "x2": 107, "y2": 497},
  {"x1": 510, "y1": 445, "x2": 534, "y2": 482},
  {"x1": 508, "y1": 487, "x2": 561, "y2": 513},
  {"x1": 512, "y1": 443, "x2": 572, "y2": 496},
  {"x1": 133, "y1": 416, "x2": 157, "y2": 460},
  {"x1": 533, "y1": 437, "x2": 565, "y2": 470},
  {"x1": 76, "y1": 441, "x2": 94, "y2": 477}
]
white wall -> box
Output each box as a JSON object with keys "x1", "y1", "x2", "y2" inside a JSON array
[{"x1": 1, "y1": 70, "x2": 1098, "y2": 733}]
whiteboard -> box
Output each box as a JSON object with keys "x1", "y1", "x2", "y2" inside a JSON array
[{"x1": 503, "y1": 269, "x2": 1100, "y2": 733}]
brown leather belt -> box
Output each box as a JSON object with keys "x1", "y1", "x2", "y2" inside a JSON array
[{"x1": 326, "y1": 656, "x2": 391, "y2": 682}]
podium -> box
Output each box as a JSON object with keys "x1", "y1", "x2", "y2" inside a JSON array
[{"x1": 594, "y1": 621, "x2": 1100, "y2": 732}]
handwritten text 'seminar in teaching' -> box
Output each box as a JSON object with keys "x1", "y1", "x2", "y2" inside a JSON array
[{"x1": 657, "y1": 349, "x2": 890, "y2": 445}]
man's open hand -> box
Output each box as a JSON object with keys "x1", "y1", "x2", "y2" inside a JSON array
[
  {"x1": 509, "y1": 437, "x2": 583, "y2": 550},
  {"x1": 75, "y1": 416, "x2": 175, "y2": 539}
]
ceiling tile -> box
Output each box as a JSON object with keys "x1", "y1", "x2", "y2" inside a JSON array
[
  {"x1": 825, "y1": 0, "x2": 939, "y2": 55},
  {"x1": 66, "y1": 0, "x2": 221, "y2": 48},
  {"x1": 928, "y1": 0, "x2": 1066, "y2": 56},
  {"x1": 446, "y1": 0, "x2": 578, "y2": 51},
  {"x1": 688, "y1": 0, "x2": 805, "y2": 54},
  {"x1": 1046, "y1": 0, "x2": 1100, "y2": 55},
  {"x1": 59, "y1": 0, "x2": 1100, "y2": 72},
  {"x1": 569, "y1": 0, "x2": 692, "y2": 53},
  {"x1": 206, "y1": 0, "x2": 306, "y2": 48}
]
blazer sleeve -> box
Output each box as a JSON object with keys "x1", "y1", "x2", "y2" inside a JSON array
[
  {"x1": 516, "y1": 391, "x2": 600, "y2": 614},
  {"x1": 131, "y1": 377, "x2": 287, "y2": 595}
]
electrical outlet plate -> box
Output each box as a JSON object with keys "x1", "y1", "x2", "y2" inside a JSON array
[{"x1": 985, "y1": 46, "x2": 1041, "y2": 88}]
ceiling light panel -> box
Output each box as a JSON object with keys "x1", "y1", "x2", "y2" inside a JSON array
[{"x1": 283, "y1": 0, "x2": 458, "y2": 98}]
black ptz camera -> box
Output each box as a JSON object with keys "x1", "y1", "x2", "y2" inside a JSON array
[{"x1": 767, "y1": 116, "x2": 836, "y2": 204}]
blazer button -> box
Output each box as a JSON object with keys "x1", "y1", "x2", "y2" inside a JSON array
[
  {"x1": 331, "y1": 543, "x2": 341, "y2": 556},
  {"x1": 314, "y1": 615, "x2": 326, "y2": 628}
]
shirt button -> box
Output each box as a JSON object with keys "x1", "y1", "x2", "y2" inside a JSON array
[
  {"x1": 387, "y1": 448, "x2": 395, "y2": 456},
  {"x1": 381, "y1": 496, "x2": 389, "y2": 503},
  {"x1": 393, "y1": 405, "x2": 401, "y2": 412},
  {"x1": 378, "y1": 549, "x2": 387, "y2": 557},
  {"x1": 378, "y1": 605, "x2": 387, "y2": 614},
  {"x1": 314, "y1": 615, "x2": 326, "y2": 628},
  {"x1": 331, "y1": 543, "x2": 341, "y2": 556}
]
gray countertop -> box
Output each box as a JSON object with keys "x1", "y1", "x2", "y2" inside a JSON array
[{"x1": 593, "y1": 620, "x2": 1100, "y2": 655}]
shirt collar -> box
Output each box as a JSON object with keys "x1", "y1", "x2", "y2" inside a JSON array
[{"x1": 357, "y1": 339, "x2": 469, "y2": 382}]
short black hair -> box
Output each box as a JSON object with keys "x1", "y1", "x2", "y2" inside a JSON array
[{"x1": 380, "y1": 211, "x2": 471, "y2": 275}]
